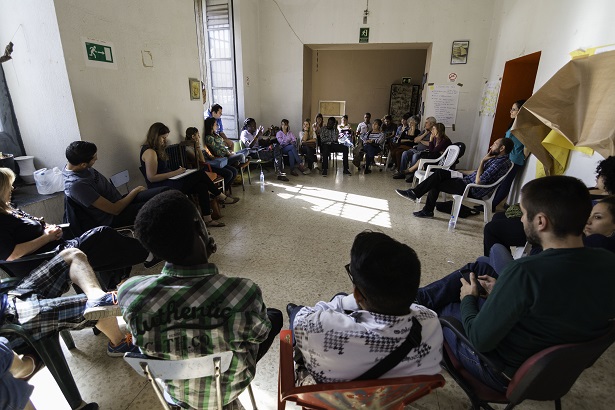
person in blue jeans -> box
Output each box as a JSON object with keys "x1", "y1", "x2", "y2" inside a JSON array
[
  {"x1": 276, "y1": 119, "x2": 307, "y2": 176},
  {"x1": 422, "y1": 176, "x2": 615, "y2": 392}
]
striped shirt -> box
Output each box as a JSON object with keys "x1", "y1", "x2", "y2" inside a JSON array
[{"x1": 118, "y1": 263, "x2": 271, "y2": 409}]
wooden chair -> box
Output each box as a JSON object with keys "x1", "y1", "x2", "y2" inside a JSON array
[
  {"x1": 277, "y1": 330, "x2": 445, "y2": 410},
  {"x1": 125, "y1": 351, "x2": 258, "y2": 410}
]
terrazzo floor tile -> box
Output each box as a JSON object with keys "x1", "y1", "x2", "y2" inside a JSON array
[{"x1": 22, "y1": 160, "x2": 615, "y2": 409}]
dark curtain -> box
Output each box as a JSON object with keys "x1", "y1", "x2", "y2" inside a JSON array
[{"x1": 0, "y1": 64, "x2": 25, "y2": 157}]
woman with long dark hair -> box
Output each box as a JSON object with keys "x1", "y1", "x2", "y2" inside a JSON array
[{"x1": 140, "y1": 122, "x2": 236, "y2": 227}]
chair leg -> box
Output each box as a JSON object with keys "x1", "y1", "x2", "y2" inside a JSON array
[
  {"x1": 451, "y1": 197, "x2": 463, "y2": 230},
  {"x1": 483, "y1": 201, "x2": 492, "y2": 223},
  {"x1": 33, "y1": 335, "x2": 83, "y2": 409},
  {"x1": 554, "y1": 399, "x2": 562, "y2": 410},
  {"x1": 247, "y1": 164, "x2": 252, "y2": 185},
  {"x1": 247, "y1": 384, "x2": 258, "y2": 410},
  {"x1": 240, "y1": 167, "x2": 246, "y2": 192},
  {"x1": 60, "y1": 330, "x2": 76, "y2": 350}
]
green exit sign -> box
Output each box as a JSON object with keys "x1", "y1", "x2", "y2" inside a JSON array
[
  {"x1": 85, "y1": 42, "x2": 113, "y2": 63},
  {"x1": 359, "y1": 28, "x2": 369, "y2": 43}
]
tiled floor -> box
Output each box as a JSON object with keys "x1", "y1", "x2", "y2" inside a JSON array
[{"x1": 25, "y1": 163, "x2": 614, "y2": 409}]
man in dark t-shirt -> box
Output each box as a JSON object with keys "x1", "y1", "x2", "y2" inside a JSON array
[
  {"x1": 442, "y1": 176, "x2": 615, "y2": 392},
  {"x1": 63, "y1": 141, "x2": 167, "y2": 233}
]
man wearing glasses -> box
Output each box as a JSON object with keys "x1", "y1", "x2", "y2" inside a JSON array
[{"x1": 287, "y1": 231, "x2": 443, "y2": 383}]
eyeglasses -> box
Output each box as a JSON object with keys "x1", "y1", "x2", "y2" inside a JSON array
[{"x1": 345, "y1": 263, "x2": 366, "y2": 301}]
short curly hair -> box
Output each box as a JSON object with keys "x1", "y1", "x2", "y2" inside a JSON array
[
  {"x1": 135, "y1": 190, "x2": 203, "y2": 264},
  {"x1": 596, "y1": 156, "x2": 615, "y2": 194}
]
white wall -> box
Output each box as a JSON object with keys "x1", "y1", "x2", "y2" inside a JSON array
[
  {"x1": 54, "y1": 0, "x2": 203, "y2": 179},
  {"x1": 235, "y1": 0, "x2": 496, "y2": 168},
  {"x1": 0, "y1": 0, "x2": 80, "y2": 170},
  {"x1": 475, "y1": 0, "x2": 615, "y2": 184}
]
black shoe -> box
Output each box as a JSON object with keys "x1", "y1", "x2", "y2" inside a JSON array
[
  {"x1": 405, "y1": 173, "x2": 415, "y2": 183},
  {"x1": 343, "y1": 169, "x2": 352, "y2": 175},
  {"x1": 364, "y1": 168, "x2": 372, "y2": 174},
  {"x1": 286, "y1": 303, "x2": 298, "y2": 318},
  {"x1": 413, "y1": 209, "x2": 434, "y2": 218},
  {"x1": 393, "y1": 172, "x2": 405, "y2": 179},
  {"x1": 322, "y1": 169, "x2": 328, "y2": 177},
  {"x1": 144, "y1": 256, "x2": 163, "y2": 269},
  {"x1": 277, "y1": 175, "x2": 290, "y2": 182},
  {"x1": 396, "y1": 189, "x2": 417, "y2": 201}
]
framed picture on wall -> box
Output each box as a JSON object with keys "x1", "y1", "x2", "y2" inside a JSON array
[
  {"x1": 451, "y1": 41, "x2": 469, "y2": 64},
  {"x1": 189, "y1": 78, "x2": 200, "y2": 100}
]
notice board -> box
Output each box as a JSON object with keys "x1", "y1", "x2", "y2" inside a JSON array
[{"x1": 425, "y1": 84, "x2": 460, "y2": 127}]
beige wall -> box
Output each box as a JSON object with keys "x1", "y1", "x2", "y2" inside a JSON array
[
  {"x1": 310, "y1": 49, "x2": 426, "y2": 124},
  {"x1": 54, "y1": 0, "x2": 203, "y2": 180}
]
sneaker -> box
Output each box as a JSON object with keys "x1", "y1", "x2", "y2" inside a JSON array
[
  {"x1": 405, "y1": 174, "x2": 415, "y2": 183},
  {"x1": 143, "y1": 256, "x2": 163, "y2": 269},
  {"x1": 84, "y1": 292, "x2": 121, "y2": 321},
  {"x1": 343, "y1": 169, "x2": 352, "y2": 175},
  {"x1": 322, "y1": 169, "x2": 328, "y2": 177},
  {"x1": 286, "y1": 303, "x2": 298, "y2": 318},
  {"x1": 107, "y1": 334, "x2": 140, "y2": 357},
  {"x1": 413, "y1": 209, "x2": 434, "y2": 218},
  {"x1": 396, "y1": 189, "x2": 417, "y2": 201},
  {"x1": 277, "y1": 174, "x2": 290, "y2": 182}
]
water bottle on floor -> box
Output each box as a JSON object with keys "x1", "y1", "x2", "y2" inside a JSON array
[
  {"x1": 260, "y1": 170, "x2": 265, "y2": 192},
  {"x1": 448, "y1": 214, "x2": 456, "y2": 232}
]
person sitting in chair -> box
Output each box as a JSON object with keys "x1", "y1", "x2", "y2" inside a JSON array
[
  {"x1": 396, "y1": 138, "x2": 513, "y2": 218},
  {"x1": 63, "y1": 141, "x2": 169, "y2": 232},
  {"x1": 287, "y1": 231, "x2": 442, "y2": 383},
  {"x1": 320, "y1": 117, "x2": 351, "y2": 177},
  {"x1": 436, "y1": 176, "x2": 615, "y2": 392},
  {"x1": 240, "y1": 117, "x2": 289, "y2": 182},
  {"x1": 0, "y1": 168, "x2": 160, "y2": 281},
  {"x1": 118, "y1": 190, "x2": 282, "y2": 409}
]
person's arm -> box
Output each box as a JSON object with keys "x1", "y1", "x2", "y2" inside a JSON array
[
  {"x1": 5, "y1": 225, "x2": 63, "y2": 261},
  {"x1": 90, "y1": 185, "x2": 146, "y2": 216},
  {"x1": 373, "y1": 132, "x2": 386, "y2": 145},
  {"x1": 414, "y1": 130, "x2": 427, "y2": 144},
  {"x1": 294, "y1": 294, "x2": 358, "y2": 326},
  {"x1": 476, "y1": 156, "x2": 506, "y2": 185},
  {"x1": 460, "y1": 267, "x2": 529, "y2": 352},
  {"x1": 142, "y1": 148, "x2": 184, "y2": 183},
  {"x1": 206, "y1": 135, "x2": 229, "y2": 157}
]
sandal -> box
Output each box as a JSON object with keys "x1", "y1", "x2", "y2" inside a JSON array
[
  {"x1": 205, "y1": 220, "x2": 226, "y2": 227},
  {"x1": 19, "y1": 354, "x2": 44, "y2": 381},
  {"x1": 219, "y1": 196, "x2": 240, "y2": 205}
]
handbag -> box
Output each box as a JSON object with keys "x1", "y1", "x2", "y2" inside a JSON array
[{"x1": 353, "y1": 317, "x2": 422, "y2": 381}]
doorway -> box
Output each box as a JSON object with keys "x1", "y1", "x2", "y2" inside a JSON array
[{"x1": 490, "y1": 51, "x2": 541, "y2": 144}]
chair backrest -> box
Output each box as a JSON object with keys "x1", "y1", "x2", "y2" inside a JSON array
[
  {"x1": 124, "y1": 351, "x2": 233, "y2": 380},
  {"x1": 63, "y1": 195, "x2": 99, "y2": 237},
  {"x1": 507, "y1": 321, "x2": 615, "y2": 404},
  {"x1": 451, "y1": 142, "x2": 466, "y2": 170},
  {"x1": 438, "y1": 145, "x2": 461, "y2": 167},
  {"x1": 278, "y1": 330, "x2": 445, "y2": 410},
  {"x1": 110, "y1": 170, "x2": 130, "y2": 194}
]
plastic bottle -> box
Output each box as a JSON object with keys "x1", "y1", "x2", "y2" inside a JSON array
[
  {"x1": 448, "y1": 214, "x2": 456, "y2": 232},
  {"x1": 259, "y1": 170, "x2": 265, "y2": 192}
]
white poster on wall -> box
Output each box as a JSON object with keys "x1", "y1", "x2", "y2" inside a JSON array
[
  {"x1": 425, "y1": 84, "x2": 460, "y2": 127},
  {"x1": 479, "y1": 80, "x2": 501, "y2": 116}
]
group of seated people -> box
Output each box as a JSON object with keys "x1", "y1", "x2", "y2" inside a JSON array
[
  {"x1": 2, "y1": 100, "x2": 615, "y2": 408},
  {"x1": 3, "y1": 166, "x2": 615, "y2": 409}
]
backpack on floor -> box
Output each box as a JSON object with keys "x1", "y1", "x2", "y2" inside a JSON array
[{"x1": 435, "y1": 201, "x2": 480, "y2": 218}]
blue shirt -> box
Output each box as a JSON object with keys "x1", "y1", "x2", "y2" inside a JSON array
[
  {"x1": 506, "y1": 129, "x2": 525, "y2": 166},
  {"x1": 205, "y1": 109, "x2": 223, "y2": 133}
]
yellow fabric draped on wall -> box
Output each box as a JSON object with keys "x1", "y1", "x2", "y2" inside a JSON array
[{"x1": 535, "y1": 130, "x2": 594, "y2": 177}]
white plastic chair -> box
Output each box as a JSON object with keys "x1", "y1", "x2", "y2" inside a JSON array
[
  {"x1": 450, "y1": 163, "x2": 515, "y2": 228},
  {"x1": 124, "y1": 351, "x2": 258, "y2": 410},
  {"x1": 413, "y1": 145, "x2": 461, "y2": 204}
]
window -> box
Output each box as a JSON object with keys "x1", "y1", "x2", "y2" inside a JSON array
[{"x1": 202, "y1": 0, "x2": 238, "y2": 139}]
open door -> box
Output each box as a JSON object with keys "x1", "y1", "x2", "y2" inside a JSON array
[{"x1": 490, "y1": 52, "x2": 541, "y2": 144}]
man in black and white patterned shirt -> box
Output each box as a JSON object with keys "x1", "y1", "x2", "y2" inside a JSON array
[{"x1": 288, "y1": 231, "x2": 443, "y2": 383}]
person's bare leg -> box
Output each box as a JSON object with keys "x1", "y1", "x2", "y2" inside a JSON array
[
  {"x1": 95, "y1": 317, "x2": 125, "y2": 346},
  {"x1": 9, "y1": 351, "x2": 35, "y2": 379},
  {"x1": 59, "y1": 249, "x2": 106, "y2": 300}
]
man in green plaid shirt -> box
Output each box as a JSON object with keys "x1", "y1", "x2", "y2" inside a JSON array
[{"x1": 118, "y1": 191, "x2": 282, "y2": 409}]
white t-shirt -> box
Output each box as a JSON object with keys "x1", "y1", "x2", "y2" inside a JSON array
[{"x1": 293, "y1": 294, "x2": 443, "y2": 383}]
